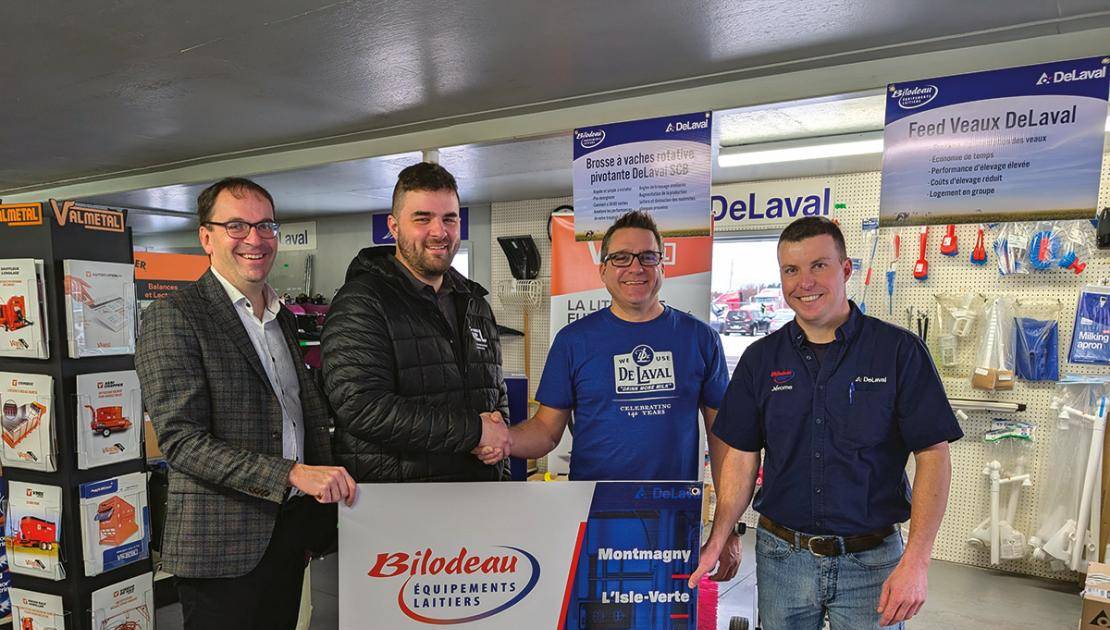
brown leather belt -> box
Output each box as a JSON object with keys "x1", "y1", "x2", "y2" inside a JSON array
[{"x1": 758, "y1": 516, "x2": 895, "y2": 557}]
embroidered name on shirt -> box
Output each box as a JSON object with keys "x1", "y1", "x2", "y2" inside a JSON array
[
  {"x1": 771, "y1": 384, "x2": 794, "y2": 392},
  {"x1": 854, "y1": 376, "x2": 888, "y2": 383}
]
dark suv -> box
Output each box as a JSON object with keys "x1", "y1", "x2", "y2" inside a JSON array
[{"x1": 722, "y1": 308, "x2": 769, "y2": 336}]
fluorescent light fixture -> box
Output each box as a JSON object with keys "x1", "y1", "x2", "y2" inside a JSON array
[
  {"x1": 718, "y1": 131, "x2": 883, "y2": 168},
  {"x1": 948, "y1": 398, "x2": 1026, "y2": 413}
]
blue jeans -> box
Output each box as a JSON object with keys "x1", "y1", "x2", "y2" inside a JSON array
[{"x1": 756, "y1": 525, "x2": 905, "y2": 630}]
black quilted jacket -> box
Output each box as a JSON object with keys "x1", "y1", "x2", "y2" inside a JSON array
[{"x1": 321, "y1": 246, "x2": 509, "y2": 482}]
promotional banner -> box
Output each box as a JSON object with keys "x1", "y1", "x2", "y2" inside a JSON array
[
  {"x1": 880, "y1": 56, "x2": 1110, "y2": 226},
  {"x1": 573, "y1": 112, "x2": 713, "y2": 240},
  {"x1": 712, "y1": 179, "x2": 841, "y2": 231},
  {"x1": 548, "y1": 215, "x2": 711, "y2": 475},
  {"x1": 549, "y1": 214, "x2": 712, "y2": 334},
  {"x1": 371, "y1": 207, "x2": 470, "y2": 245},
  {"x1": 132, "y1": 252, "x2": 209, "y2": 302},
  {"x1": 340, "y1": 481, "x2": 701, "y2": 629}
]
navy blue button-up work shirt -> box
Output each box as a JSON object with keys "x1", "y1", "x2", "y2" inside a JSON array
[{"x1": 713, "y1": 302, "x2": 963, "y2": 536}]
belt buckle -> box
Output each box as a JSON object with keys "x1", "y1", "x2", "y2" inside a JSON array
[{"x1": 806, "y1": 535, "x2": 838, "y2": 557}]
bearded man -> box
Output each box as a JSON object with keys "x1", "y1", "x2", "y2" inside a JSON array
[{"x1": 321, "y1": 162, "x2": 511, "y2": 482}]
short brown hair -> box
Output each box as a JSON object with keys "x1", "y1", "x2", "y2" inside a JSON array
[
  {"x1": 196, "y1": 178, "x2": 275, "y2": 225},
  {"x1": 600, "y1": 210, "x2": 664, "y2": 258},
  {"x1": 391, "y1": 162, "x2": 459, "y2": 216},
  {"x1": 778, "y1": 216, "x2": 847, "y2": 260}
]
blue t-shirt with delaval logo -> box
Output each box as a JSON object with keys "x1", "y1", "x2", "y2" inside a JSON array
[{"x1": 536, "y1": 306, "x2": 729, "y2": 481}]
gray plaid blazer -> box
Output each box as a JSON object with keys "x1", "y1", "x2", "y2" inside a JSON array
[{"x1": 135, "y1": 270, "x2": 333, "y2": 578}]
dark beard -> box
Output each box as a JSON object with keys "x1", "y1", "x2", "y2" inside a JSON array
[{"x1": 396, "y1": 233, "x2": 456, "y2": 278}]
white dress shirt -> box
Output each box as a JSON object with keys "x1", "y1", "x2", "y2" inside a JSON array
[{"x1": 211, "y1": 268, "x2": 305, "y2": 467}]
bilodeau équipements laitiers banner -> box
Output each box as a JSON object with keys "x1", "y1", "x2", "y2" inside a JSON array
[{"x1": 340, "y1": 481, "x2": 702, "y2": 629}]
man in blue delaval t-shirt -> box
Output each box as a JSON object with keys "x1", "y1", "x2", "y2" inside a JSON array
[
  {"x1": 688, "y1": 216, "x2": 962, "y2": 629},
  {"x1": 478, "y1": 209, "x2": 741, "y2": 580}
]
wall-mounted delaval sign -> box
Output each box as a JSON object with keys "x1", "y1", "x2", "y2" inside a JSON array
[
  {"x1": 880, "y1": 55, "x2": 1110, "y2": 226},
  {"x1": 573, "y1": 112, "x2": 713, "y2": 240},
  {"x1": 278, "y1": 221, "x2": 316, "y2": 251},
  {"x1": 712, "y1": 179, "x2": 840, "y2": 231},
  {"x1": 340, "y1": 481, "x2": 700, "y2": 629},
  {"x1": 371, "y1": 207, "x2": 470, "y2": 245}
]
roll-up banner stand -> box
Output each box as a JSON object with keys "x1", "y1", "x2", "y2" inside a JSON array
[
  {"x1": 880, "y1": 55, "x2": 1110, "y2": 226},
  {"x1": 340, "y1": 481, "x2": 701, "y2": 629}
]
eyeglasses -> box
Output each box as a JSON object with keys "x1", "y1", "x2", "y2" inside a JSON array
[
  {"x1": 602, "y1": 250, "x2": 663, "y2": 267},
  {"x1": 204, "y1": 220, "x2": 280, "y2": 239}
]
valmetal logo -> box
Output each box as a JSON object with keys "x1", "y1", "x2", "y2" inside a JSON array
[
  {"x1": 367, "y1": 546, "x2": 540, "y2": 624},
  {"x1": 0, "y1": 203, "x2": 43, "y2": 227},
  {"x1": 50, "y1": 199, "x2": 125, "y2": 232}
]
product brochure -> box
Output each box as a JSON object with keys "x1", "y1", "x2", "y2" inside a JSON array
[
  {"x1": 63, "y1": 260, "x2": 137, "y2": 358},
  {"x1": 0, "y1": 372, "x2": 56, "y2": 472},
  {"x1": 75, "y1": 370, "x2": 142, "y2": 469},
  {"x1": 10, "y1": 588, "x2": 65, "y2": 630},
  {"x1": 91, "y1": 572, "x2": 154, "y2": 630},
  {"x1": 6, "y1": 481, "x2": 64, "y2": 580},
  {"x1": 79, "y1": 472, "x2": 150, "y2": 576},
  {"x1": 0, "y1": 259, "x2": 49, "y2": 359},
  {"x1": 0, "y1": 477, "x2": 11, "y2": 625}
]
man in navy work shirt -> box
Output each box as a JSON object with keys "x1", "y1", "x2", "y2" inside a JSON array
[
  {"x1": 479, "y1": 210, "x2": 741, "y2": 580},
  {"x1": 689, "y1": 217, "x2": 962, "y2": 629}
]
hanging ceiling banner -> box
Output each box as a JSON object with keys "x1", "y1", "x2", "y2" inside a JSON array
[
  {"x1": 879, "y1": 56, "x2": 1110, "y2": 227},
  {"x1": 339, "y1": 481, "x2": 701, "y2": 629},
  {"x1": 573, "y1": 112, "x2": 713, "y2": 240}
]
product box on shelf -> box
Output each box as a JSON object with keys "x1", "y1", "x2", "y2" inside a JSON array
[
  {"x1": 90, "y1": 572, "x2": 154, "y2": 630},
  {"x1": 0, "y1": 259, "x2": 49, "y2": 359},
  {"x1": 75, "y1": 371, "x2": 142, "y2": 469},
  {"x1": 79, "y1": 472, "x2": 150, "y2": 576},
  {"x1": 6, "y1": 481, "x2": 64, "y2": 580},
  {"x1": 0, "y1": 372, "x2": 56, "y2": 472},
  {"x1": 63, "y1": 259, "x2": 137, "y2": 358},
  {"x1": 10, "y1": 588, "x2": 65, "y2": 630}
]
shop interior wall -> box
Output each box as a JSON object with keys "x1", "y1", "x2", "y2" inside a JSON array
[
  {"x1": 489, "y1": 158, "x2": 1110, "y2": 582},
  {"x1": 132, "y1": 204, "x2": 493, "y2": 301}
]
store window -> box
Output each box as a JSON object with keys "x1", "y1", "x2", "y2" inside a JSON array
[
  {"x1": 452, "y1": 244, "x2": 469, "y2": 278},
  {"x1": 710, "y1": 235, "x2": 784, "y2": 372}
]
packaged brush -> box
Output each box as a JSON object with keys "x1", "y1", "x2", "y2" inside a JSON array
[{"x1": 1013, "y1": 299, "x2": 1061, "y2": 382}]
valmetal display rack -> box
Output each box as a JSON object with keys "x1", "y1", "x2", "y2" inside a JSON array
[{"x1": 0, "y1": 201, "x2": 152, "y2": 630}]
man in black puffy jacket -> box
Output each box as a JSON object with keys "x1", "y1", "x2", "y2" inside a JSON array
[{"x1": 321, "y1": 162, "x2": 512, "y2": 482}]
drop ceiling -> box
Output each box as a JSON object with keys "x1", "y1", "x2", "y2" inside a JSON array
[{"x1": 3, "y1": 0, "x2": 1109, "y2": 231}]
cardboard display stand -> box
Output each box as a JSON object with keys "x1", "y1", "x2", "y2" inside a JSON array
[{"x1": 0, "y1": 201, "x2": 153, "y2": 630}]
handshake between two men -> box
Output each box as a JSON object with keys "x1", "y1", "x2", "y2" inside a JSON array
[{"x1": 473, "y1": 411, "x2": 512, "y2": 465}]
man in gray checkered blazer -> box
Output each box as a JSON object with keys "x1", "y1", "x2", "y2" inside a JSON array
[{"x1": 136, "y1": 177, "x2": 356, "y2": 630}]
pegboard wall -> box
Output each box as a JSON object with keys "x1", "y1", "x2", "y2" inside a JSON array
[
  {"x1": 489, "y1": 157, "x2": 1110, "y2": 582},
  {"x1": 490, "y1": 196, "x2": 567, "y2": 402}
]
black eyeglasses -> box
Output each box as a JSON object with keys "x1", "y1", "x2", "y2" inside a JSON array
[
  {"x1": 603, "y1": 250, "x2": 663, "y2": 267},
  {"x1": 204, "y1": 220, "x2": 280, "y2": 239}
]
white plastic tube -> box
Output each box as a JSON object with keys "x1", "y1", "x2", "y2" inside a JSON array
[{"x1": 1071, "y1": 400, "x2": 1108, "y2": 571}]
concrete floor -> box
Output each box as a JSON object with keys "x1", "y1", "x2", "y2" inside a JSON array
[{"x1": 156, "y1": 548, "x2": 1080, "y2": 629}]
